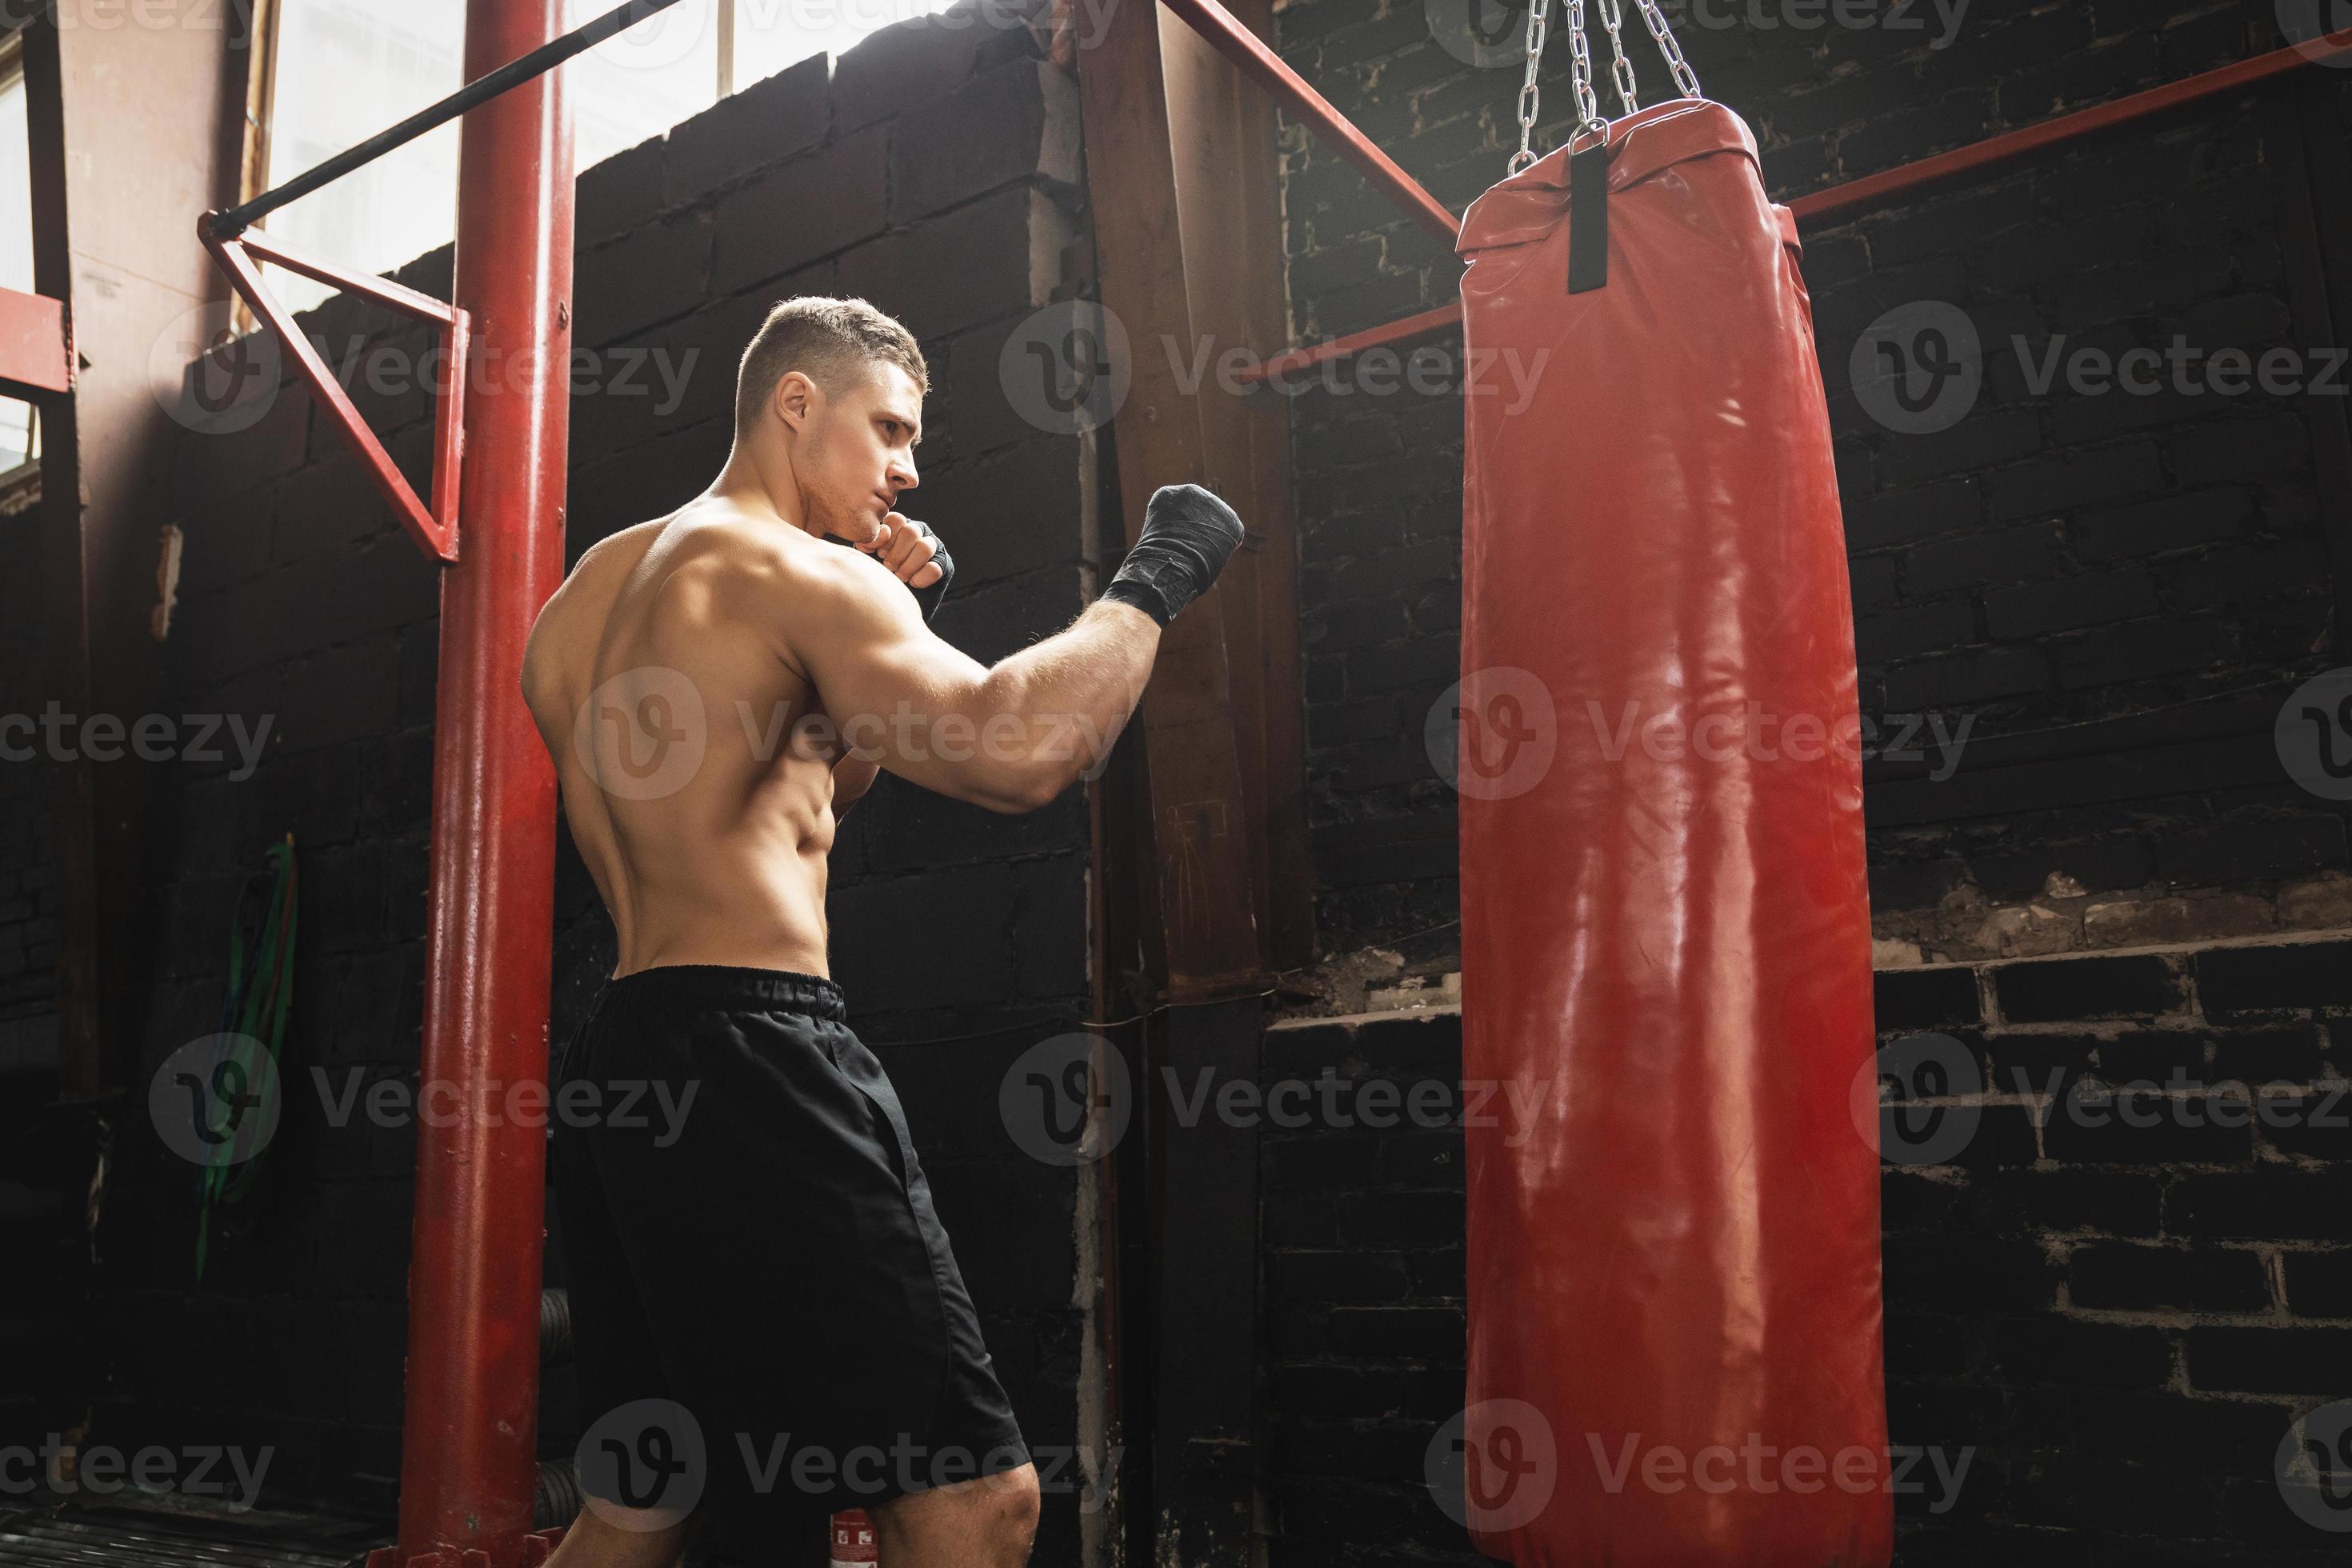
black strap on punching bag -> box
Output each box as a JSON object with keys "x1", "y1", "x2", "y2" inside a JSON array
[{"x1": 1569, "y1": 140, "x2": 1613, "y2": 294}]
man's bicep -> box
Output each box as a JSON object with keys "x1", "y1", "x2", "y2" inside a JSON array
[{"x1": 790, "y1": 554, "x2": 993, "y2": 793}]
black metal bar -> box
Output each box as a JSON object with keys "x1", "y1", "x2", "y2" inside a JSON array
[{"x1": 206, "y1": 0, "x2": 686, "y2": 239}]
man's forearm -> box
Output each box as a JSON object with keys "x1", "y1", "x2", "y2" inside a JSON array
[{"x1": 966, "y1": 599, "x2": 1161, "y2": 809}]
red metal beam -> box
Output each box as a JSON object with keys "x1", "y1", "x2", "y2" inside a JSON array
[
  {"x1": 0, "y1": 285, "x2": 72, "y2": 397},
  {"x1": 1242, "y1": 32, "x2": 2352, "y2": 381},
  {"x1": 1790, "y1": 33, "x2": 2352, "y2": 223},
  {"x1": 1240, "y1": 302, "x2": 1459, "y2": 386},
  {"x1": 371, "y1": 0, "x2": 573, "y2": 1562},
  {"x1": 197, "y1": 218, "x2": 466, "y2": 562},
  {"x1": 1160, "y1": 0, "x2": 1460, "y2": 244}
]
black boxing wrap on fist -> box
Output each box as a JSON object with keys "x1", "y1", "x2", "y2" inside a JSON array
[
  {"x1": 1099, "y1": 483, "x2": 1246, "y2": 627},
  {"x1": 898, "y1": 518, "x2": 954, "y2": 623}
]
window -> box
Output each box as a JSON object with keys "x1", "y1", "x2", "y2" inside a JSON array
[
  {"x1": 254, "y1": 0, "x2": 959, "y2": 315},
  {"x1": 1, "y1": 35, "x2": 38, "y2": 478}
]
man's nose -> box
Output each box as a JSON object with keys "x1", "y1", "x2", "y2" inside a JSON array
[{"x1": 890, "y1": 456, "x2": 919, "y2": 493}]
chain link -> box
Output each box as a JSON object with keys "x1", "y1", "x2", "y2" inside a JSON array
[
  {"x1": 1563, "y1": 0, "x2": 1608, "y2": 145},
  {"x1": 1595, "y1": 0, "x2": 1639, "y2": 118},
  {"x1": 1509, "y1": 0, "x2": 1552, "y2": 174},
  {"x1": 1633, "y1": 0, "x2": 1702, "y2": 99}
]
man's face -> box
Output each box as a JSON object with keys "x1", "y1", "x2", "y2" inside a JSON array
[{"x1": 796, "y1": 362, "x2": 923, "y2": 546}]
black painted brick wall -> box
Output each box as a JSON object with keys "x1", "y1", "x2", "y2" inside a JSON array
[
  {"x1": 1273, "y1": 0, "x2": 2352, "y2": 950},
  {"x1": 51, "y1": 7, "x2": 1095, "y2": 1553},
  {"x1": 1259, "y1": 933, "x2": 2352, "y2": 1562}
]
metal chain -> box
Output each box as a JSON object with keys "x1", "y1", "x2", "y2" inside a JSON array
[
  {"x1": 1633, "y1": 0, "x2": 1702, "y2": 99},
  {"x1": 1563, "y1": 0, "x2": 1609, "y2": 146},
  {"x1": 1595, "y1": 0, "x2": 1640, "y2": 118},
  {"x1": 1509, "y1": 0, "x2": 1552, "y2": 175}
]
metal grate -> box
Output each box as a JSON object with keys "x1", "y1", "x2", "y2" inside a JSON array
[{"x1": 0, "y1": 1505, "x2": 383, "y2": 1567}]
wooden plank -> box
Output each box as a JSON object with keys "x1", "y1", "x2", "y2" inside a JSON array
[
  {"x1": 1076, "y1": 0, "x2": 1265, "y2": 1000},
  {"x1": 1161, "y1": 0, "x2": 1315, "y2": 978},
  {"x1": 1074, "y1": 6, "x2": 1275, "y2": 1564}
]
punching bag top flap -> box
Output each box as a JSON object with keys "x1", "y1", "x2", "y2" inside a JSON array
[{"x1": 1455, "y1": 98, "x2": 1762, "y2": 262}]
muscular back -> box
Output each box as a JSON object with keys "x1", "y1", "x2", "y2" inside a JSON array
[{"x1": 522, "y1": 495, "x2": 864, "y2": 979}]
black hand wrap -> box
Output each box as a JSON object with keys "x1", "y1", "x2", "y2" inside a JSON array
[
  {"x1": 899, "y1": 518, "x2": 954, "y2": 623},
  {"x1": 1099, "y1": 483, "x2": 1246, "y2": 627}
]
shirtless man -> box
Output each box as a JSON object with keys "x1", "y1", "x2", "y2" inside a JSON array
[{"x1": 518, "y1": 295, "x2": 1244, "y2": 1568}]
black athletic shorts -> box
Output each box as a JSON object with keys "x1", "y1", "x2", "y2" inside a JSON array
[{"x1": 549, "y1": 963, "x2": 1029, "y2": 1563}]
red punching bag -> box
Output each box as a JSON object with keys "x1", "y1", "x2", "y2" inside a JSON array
[{"x1": 1454, "y1": 94, "x2": 1892, "y2": 1566}]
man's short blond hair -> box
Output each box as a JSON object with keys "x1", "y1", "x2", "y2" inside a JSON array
[{"x1": 733, "y1": 296, "x2": 928, "y2": 439}]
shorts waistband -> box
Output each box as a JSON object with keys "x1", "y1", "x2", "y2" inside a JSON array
[{"x1": 598, "y1": 963, "x2": 848, "y2": 1023}]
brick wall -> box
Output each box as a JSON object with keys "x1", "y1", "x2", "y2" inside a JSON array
[
  {"x1": 1256, "y1": 938, "x2": 2352, "y2": 1562},
  {"x1": 39, "y1": 6, "x2": 1100, "y2": 1553},
  {"x1": 1273, "y1": 0, "x2": 2352, "y2": 969}
]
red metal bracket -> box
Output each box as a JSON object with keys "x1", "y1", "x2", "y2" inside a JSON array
[
  {"x1": 197, "y1": 213, "x2": 469, "y2": 564},
  {"x1": 0, "y1": 284, "x2": 74, "y2": 398}
]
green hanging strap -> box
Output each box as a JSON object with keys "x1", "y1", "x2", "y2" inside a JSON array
[{"x1": 195, "y1": 835, "x2": 300, "y2": 1282}]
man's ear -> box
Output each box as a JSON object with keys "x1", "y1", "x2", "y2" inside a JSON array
[{"x1": 771, "y1": 370, "x2": 817, "y2": 434}]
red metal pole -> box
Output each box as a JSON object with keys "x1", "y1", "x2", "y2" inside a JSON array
[
  {"x1": 1159, "y1": 0, "x2": 1461, "y2": 244},
  {"x1": 382, "y1": 0, "x2": 572, "y2": 1562}
]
